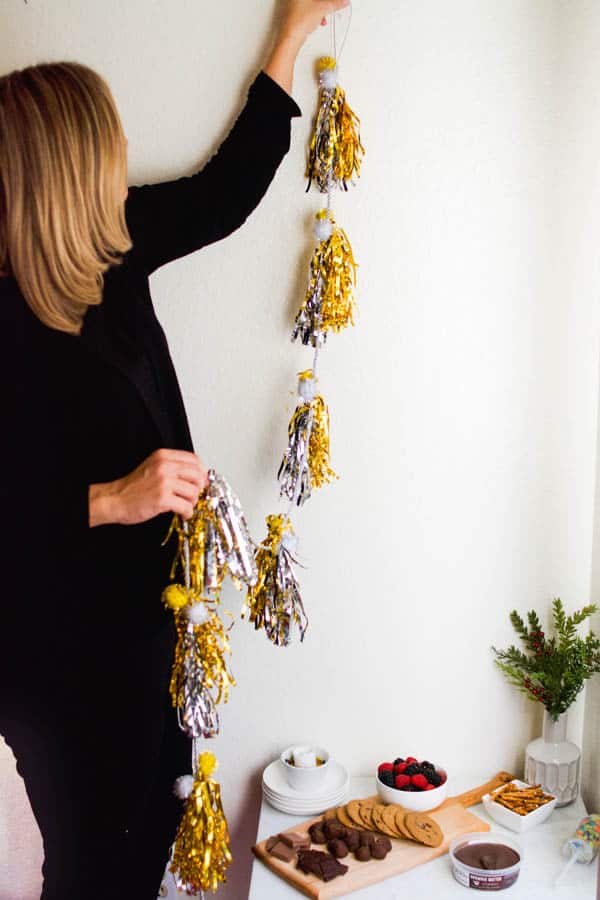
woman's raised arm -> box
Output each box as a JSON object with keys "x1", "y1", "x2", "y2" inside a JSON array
[{"x1": 124, "y1": 0, "x2": 349, "y2": 277}]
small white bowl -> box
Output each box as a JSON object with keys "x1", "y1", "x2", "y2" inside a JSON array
[
  {"x1": 280, "y1": 745, "x2": 330, "y2": 793},
  {"x1": 376, "y1": 766, "x2": 448, "y2": 812},
  {"x1": 482, "y1": 779, "x2": 556, "y2": 832}
]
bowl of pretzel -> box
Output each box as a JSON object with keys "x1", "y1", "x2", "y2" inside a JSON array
[{"x1": 482, "y1": 779, "x2": 557, "y2": 832}]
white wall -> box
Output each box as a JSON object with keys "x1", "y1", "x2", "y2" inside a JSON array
[{"x1": 2, "y1": 2, "x2": 600, "y2": 898}]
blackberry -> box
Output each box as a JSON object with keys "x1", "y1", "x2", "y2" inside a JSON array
[
  {"x1": 404, "y1": 763, "x2": 423, "y2": 776},
  {"x1": 393, "y1": 757, "x2": 404, "y2": 766},
  {"x1": 428, "y1": 772, "x2": 442, "y2": 787},
  {"x1": 421, "y1": 761, "x2": 435, "y2": 770},
  {"x1": 378, "y1": 771, "x2": 395, "y2": 788}
]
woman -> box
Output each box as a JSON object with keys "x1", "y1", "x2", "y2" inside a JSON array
[{"x1": 0, "y1": 1, "x2": 348, "y2": 897}]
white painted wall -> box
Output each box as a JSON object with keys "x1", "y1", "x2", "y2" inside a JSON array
[{"x1": 2, "y1": 2, "x2": 600, "y2": 898}]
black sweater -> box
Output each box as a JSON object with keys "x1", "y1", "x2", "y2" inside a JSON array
[{"x1": 1, "y1": 71, "x2": 301, "y2": 695}]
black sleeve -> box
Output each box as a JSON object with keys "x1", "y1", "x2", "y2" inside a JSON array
[{"x1": 124, "y1": 70, "x2": 302, "y2": 277}]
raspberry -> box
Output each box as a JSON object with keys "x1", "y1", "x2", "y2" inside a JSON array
[
  {"x1": 378, "y1": 763, "x2": 394, "y2": 774},
  {"x1": 405, "y1": 756, "x2": 418, "y2": 764},
  {"x1": 424, "y1": 784, "x2": 436, "y2": 791},
  {"x1": 394, "y1": 762, "x2": 408, "y2": 774},
  {"x1": 411, "y1": 774, "x2": 429, "y2": 789},
  {"x1": 394, "y1": 774, "x2": 410, "y2": 789}
]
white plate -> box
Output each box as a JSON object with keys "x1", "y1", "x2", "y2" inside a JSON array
[
  {"x1": 262, "y1": 787, "x2": 350, "y2": 816},
  {"x1": 262, "y1": 759, "x2": 349, "y2": 803},
  {"x1": 262, "y1": 786, "x2": 348, "y2": 810}
]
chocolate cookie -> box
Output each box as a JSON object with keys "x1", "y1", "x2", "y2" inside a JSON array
[
  {"x1": 328, "y1": 838, "x2": 349, "y2": 858},
  {"x1": 323, "y1": 819, "x2": 345, "y2": 840},
  {"x1": 371, "y1": 839, "x2": 389, "y2": 860}
]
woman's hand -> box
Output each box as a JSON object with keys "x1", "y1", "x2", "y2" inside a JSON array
[
  {"x1": 89, "y1": 448, "x2": 208, "y2": 527},
  {"x1": 264, "y1": 0, "x2": 351, "y2": 95},
  {"x1": 279, "y1": 0, "x2": 351, "y2": 46}
]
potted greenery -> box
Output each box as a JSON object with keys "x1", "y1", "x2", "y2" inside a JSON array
[{"x1": 492, "y1": 599, "x2": 600, "y2": 806}]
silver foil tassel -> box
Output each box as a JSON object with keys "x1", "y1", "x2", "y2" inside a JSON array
[
  {"x1": 292, "y1": 266, "x2": 327, "y2": 348},
  {"x1": 177, "y1": 625, "x2": 220, "y2": 739},
  {"x1": 205, "y1": 469, "x2": 258, "y2": 589},
  {"x1": 278, "y1": 403, "x2": 314, "y2": 507},
  {"x1": 265, "y1": 535, "x2": 308, "y2": 647}
]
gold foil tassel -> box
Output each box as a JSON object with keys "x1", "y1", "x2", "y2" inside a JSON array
[
  {"x1": 170, "y1": 751, "x2": 232, "y2": 895},
  {"x1": 306, "y1": 56, "x2": 364, "y2": 193},
  {"x1": 242, "y1": 514, "x2": 308, "y2": 646},
  {"x1": 292, "y1": 211, "x2": 357, "y2": 345}
]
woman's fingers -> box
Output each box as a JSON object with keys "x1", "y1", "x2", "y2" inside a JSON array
[{"x1": 172, "y1": 476, "x2": 203, "y2": 504}]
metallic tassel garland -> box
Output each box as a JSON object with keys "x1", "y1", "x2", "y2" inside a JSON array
[
  {"x1": 170, "y1": 752, "x2": 232, "y2": 894},
  {"x1": 306, "y1": 56, "x2": 364, "y2": 193},
  {"x1": 292, "y1": 211, "x2": 358, "y2": 346},
  {"x1": 242, "y1": 515, "x2": 308, "y2": 646}
]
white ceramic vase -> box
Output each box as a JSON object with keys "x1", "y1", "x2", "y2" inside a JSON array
[{"x1": 525, "y1": 709, "x2": 580, "y2": 806}]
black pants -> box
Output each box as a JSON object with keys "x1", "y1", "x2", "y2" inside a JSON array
[{"x1": 1, "y1": 634, "x2": 191, "y2": 900}]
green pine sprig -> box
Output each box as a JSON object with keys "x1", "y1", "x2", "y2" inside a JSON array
[{"x1": 491, "y1": 598, "x2": 600, "y2": 720}]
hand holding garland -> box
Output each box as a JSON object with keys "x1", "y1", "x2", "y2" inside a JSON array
[{"x1": 265, "y1": 0, "x2": 351, "y2": 94}]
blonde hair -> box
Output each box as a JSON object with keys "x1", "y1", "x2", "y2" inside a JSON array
[{"x1": 0, "y1": 61, "x2": 132, "y2": 334}]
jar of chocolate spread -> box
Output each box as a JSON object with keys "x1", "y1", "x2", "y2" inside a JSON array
[{"x1": 449, "y1": 832, "x2": 522, "y2": 890}]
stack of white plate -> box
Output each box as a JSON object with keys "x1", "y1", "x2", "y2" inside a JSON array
[{"x1": 262, "y1": 758, "x2": 350, "y2": 816}]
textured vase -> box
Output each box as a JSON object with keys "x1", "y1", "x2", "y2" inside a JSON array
[{"x1": 525, "y1": 709, "x2": 580, "y2": 806}]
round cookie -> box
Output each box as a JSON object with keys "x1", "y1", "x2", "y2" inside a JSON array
[
  {"x1": 359, "y1": 803, "x2": 377, "y2": 831},
  {"x1": 393, "y1": 808, "x2": 414, "y2": 841},
  {"x1": 346, "y1": 801, "x2": 367, "y2": 829},
  {"x1": 381, "y1": 804, "x2": 404, "y2": 838},
  {"x1": 404, "y1": 812, "x2": 443, "y2": 848},
  {"x1": 323, "y1": 807, "x2": 339, "y2": 821},
  {"x1": 336, "y1": 805, "x2": 357, "y2": 830},
  {"x1": 372, "y1": 805, "x2": 398, "y2": 839}
]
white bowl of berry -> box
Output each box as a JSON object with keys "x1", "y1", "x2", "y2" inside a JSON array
[{"x1": 376, "y1": 755, "x2": 448, "y2": 812}]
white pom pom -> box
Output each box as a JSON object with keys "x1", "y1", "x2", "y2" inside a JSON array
[
  {"x1": 174, "y1": 774, "x2": 194, "y2": 800},
  {"x1": 281, "y1": 531, "x2": 298, "y2": 556},
  {"x1": 186, "y1": 602, "x2": 210, "y2": 625},
  {"x1": 314, "y1": 216, "x2": 333, "y2": 243},
  {"x1": 320, "y1": 67, "x2": 338, "y2": 90},
  {"x1": 298, "y1": 376, "x2": 316, "y2": 404}
]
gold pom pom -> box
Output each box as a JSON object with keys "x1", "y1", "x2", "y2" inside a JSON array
[
  {"x1": 318, "y1": 55, "x2": 337, "y2": 72},
  {"x1": 162, "y1": 583, "x2": 189, "y2": 611},
  {"x1": 170, "y1": 752, "x2": 232, "y2": 894}
]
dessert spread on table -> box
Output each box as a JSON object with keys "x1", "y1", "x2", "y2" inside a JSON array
[{"x1": 253, "y1": 746, "x2": 595, "y2": 896}]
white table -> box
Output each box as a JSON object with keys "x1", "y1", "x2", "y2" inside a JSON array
[{"x1": 249, "y1": 776, "x2": 597, "y2": 899}]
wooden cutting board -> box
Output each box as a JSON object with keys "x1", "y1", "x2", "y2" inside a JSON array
[{"x1": 252, "y1": 772, "x2": 514, "y2": 899}]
